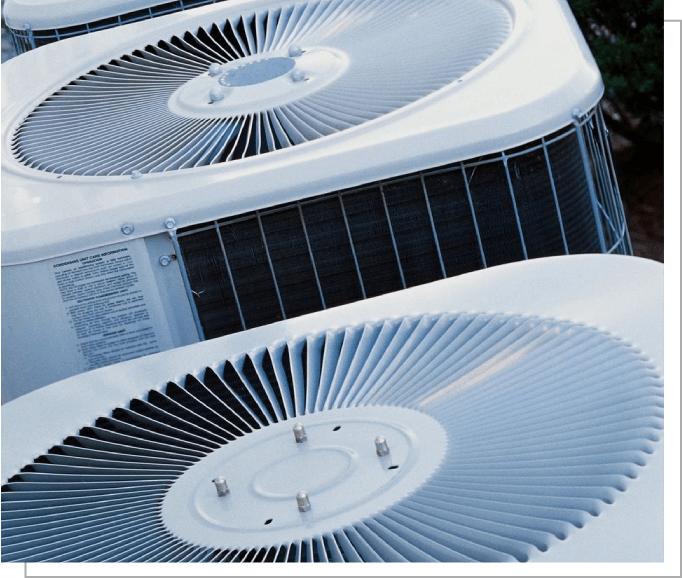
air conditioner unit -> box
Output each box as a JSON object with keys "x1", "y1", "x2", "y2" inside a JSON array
[
  {"x1": 2, "y1": 0, "x2": 632, "y2": 402},
  {"x1": 2, "y1": 0, "x2": 232, "y2": 54},
  {"x1": 1, "y1": 255, "x2": 664, "y2": 563}
]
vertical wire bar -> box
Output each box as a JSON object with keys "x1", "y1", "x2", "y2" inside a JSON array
[
  {"x1": 379, "y1": 184, "x2": 407, "y2": 289},
  {"x1": 502, "y1": 153, "x2": 529, "y2": 260},
  {"x1": 256, "y1": 211, "x2": 287, "y2": 321},
  {"x1": 585, "y1": 112, "x2": 619, "y2": 252},
  {"x1": 168, "y1": 229, "x2": 206, "y2": 341},
  {"x1": 542, "y1": 137, "x2": 570, "y2": 254},
  {"x1": 26, "y1": 24, "x2": 37, "y2": 50},
  {"x1": 339, "y1": 193, "x2": 367, "y2": 299},
  {"x1": 585, "y1": 116, "x2": 611, "y2": 205},
  {"x1": 586, "y1": 121, "x2": 617, "y2": 251},
  {"x1": 10, "y1": 29, "x2": 22, "y2": 54},
  {"x1": 572, "y1": 110, "x2": 608, "y2": 252},
  {"x1": 420, "y1": 173, "x2": 447, "y2": 279},
  {"x1": 297, "y1": 201, "x2": 327, "y2": 309},
  {"x1": 596, "y1": 106, "x2": 633, "y2": 254},
  {"x1": 215, "y1": 222, "x2": 248, "y2": 331},
  {"x1": 461, "y1": 162, "x2": 488, "y2": 268}
]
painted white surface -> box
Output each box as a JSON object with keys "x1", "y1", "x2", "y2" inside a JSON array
[
  {"x1": 2, "y1": 0, "x2": 189, "y2": 29},
  {"x1": 1, "y1": 255, "x2": 665, "y2": 562},
  {"x1": 1, "y1": 0, "x2": 603, "y2": 264},
  {"x1": 0, "y1": 238, "x2": 177, "y2": 402}
]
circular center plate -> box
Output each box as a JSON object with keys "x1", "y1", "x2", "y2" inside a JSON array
[
  {"x1": 162, "y1": 405, "x2": 446, "y2": 549},
  {"x1": 167, "y1": 47, "x2": 348, "y2": 119},
  {"x1": 219, "y1": 57, "x2": 296, "y2": 87}
]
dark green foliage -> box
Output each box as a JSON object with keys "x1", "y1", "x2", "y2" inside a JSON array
[{"x1": 568, "y1": 0, "x2": 663, "y2": 145}]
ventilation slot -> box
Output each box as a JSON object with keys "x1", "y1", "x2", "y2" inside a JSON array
[
  {"x1": 6, "y1": 1, "x2": 232, "y2": 54},
  {"x1": 178, "y1": 108, "x2": 631, "y2": 340},
  {"x1": 11, "y1": 0, "x2": 513, "y2": 175},
  {"x1": 1, "y1": 313, "x2": 663, "y2": 562}
]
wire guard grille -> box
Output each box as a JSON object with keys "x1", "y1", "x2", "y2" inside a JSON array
[
  {"x1": 6, "y1": 1, "x2": 231, "y2": 55},
  {"x1": 1, "y1": 313, "x2": 663, "y2": 562},
  {"x1": 11, "y1": 0, "x2": 512, "y2": 176}
]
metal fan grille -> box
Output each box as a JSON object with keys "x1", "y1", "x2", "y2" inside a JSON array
[
  {"x1": 11, "y1": 0, "x2": 513, "y2": 176},
  {"x1": 1, "y1": 312, "x2": 663, "y2": 562},
  {"x1": 177, "y1": 107, "x2": 632, "y2": 343},
  {"x1": 7, "y1": 1, "x2": 231, "y2": 55}
]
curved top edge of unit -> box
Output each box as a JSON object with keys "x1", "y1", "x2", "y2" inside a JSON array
[
  {"x1": 0, "y1": 254, "x2": 665, "y2": 563},
  {"x1": 1, "y1": 0, "x2": 603, "y2": 264},
  {"x1": 2, "y1": 0, "x2": 189, "y2": 30},
  {"x1": 1, "y1": 254, "x2": 664, "y2": 474}
]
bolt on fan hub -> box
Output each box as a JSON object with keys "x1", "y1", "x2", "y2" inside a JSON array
[
  {"x1": 168, "y1": 48, "x2": 348, "y2": 119},
  {"x1": 162, "y1": 405, "x2": 446, "y2": 549}
]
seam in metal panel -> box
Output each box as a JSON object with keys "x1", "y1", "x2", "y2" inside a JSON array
[{"x1": 169, "y1": 229, "x2": 206, "y2": 341}]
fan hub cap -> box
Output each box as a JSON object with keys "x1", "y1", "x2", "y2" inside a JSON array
[
  {"x1": 162, "y1": 405, "x2": 446, "y2": 549},
  {"x1": 218, "y1": 57, "x2": 296, "y2": 87},
  {"x1": 167, "y1": 47, "x2": 349, "y2": 119}
]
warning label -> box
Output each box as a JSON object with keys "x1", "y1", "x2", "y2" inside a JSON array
[{"x1": 52, "y1": 246, "x2": 164, "y2": 371}]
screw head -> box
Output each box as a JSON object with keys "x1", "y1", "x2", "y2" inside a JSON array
[
  {"x1": 159, "y1": 255, "x2": 172, "y2": 267},
  {"x1": 120, "y1": 223, "x2": 135, "y2": 236},
  {"x1": 131, "y1": 169, "x2": 142, "y2": 179},
  {"x1": 164, "y1": 217, "x2": 177, "y2": 230},
  {"x1": 208, "y1": 63, "x2": 222, "y2": 77}
]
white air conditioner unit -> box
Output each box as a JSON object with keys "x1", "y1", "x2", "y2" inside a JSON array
[
  {"x1": 2, "y1": 0, "x2": 633, "y2": 401},
  {"x1": 2, "y1": 0, "x2": 232, "y2": 54},
  {"x1": 1, "y1": 255, "x2": 664, "y2": 563}
]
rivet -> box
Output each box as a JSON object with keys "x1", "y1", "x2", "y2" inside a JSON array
[
  {"x1": 296, "y1": 491, "x2": 311, "y2": 512},
  {"x1": 131, "y1": 169, "x2": 142, "y2": 179},
  {"x1": 208, "y1": 63, "x2": 222, "y2": 77},
  {"x1": 293, "y1": 423, "x2": 307, "y2": 443},
  {"x1": 571, "y1": 108, "x2": 582, "y2": 121},
  {"x1": 375, "y1": 435, "x2": 390, "y2": 457},
  {"x1": 159, "y1": 255, "x2": 172, "y2": 267},
  {"x1": 120, "y1": 223, "x2": 135, "y2": 236},
  {"x1": 164, "y1": 217, "x2": 177, "y2": 230},
  {"x1": 212, "y1": 477, "x2": 229, "y2": 497}
]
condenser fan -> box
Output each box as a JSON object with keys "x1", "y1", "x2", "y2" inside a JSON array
[
  {"x1": 11, "y1": 0, "x2": 512, "y2": 176},
  {"x1": 1, "y1": 256, "x2": 664, "y2": 563}
]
